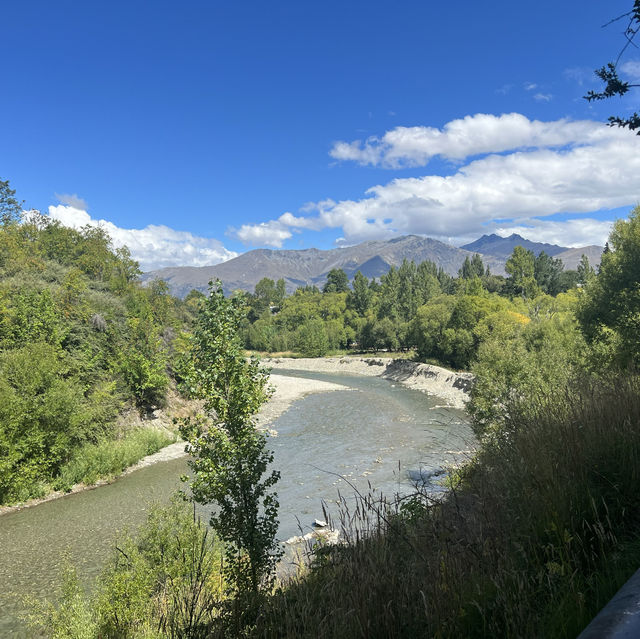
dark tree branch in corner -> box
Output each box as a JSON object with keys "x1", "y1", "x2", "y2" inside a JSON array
[{"x1": 585, "y1": 1, "x2": 640, "y2": 133}]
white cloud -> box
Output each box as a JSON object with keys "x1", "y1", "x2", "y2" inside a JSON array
[
  {"x1": 329, "y1": 113, "x2": 607, "y2": 168},
  {"x1": 491, "y1": 218, "x2": 614, "y2": 248},
  {"x1": 533, "y1": 93, "x2": 553, "y2": 102},
  {"x1": 47, "y1": 205, "x2": 237, "y2": 271},
  {"x1": 621, "y1": 60, "x2": 640, "y2": 82},
  {"x1": 239, "y1": 114, "x2": 640, "y2": 247},
  {"x1": 232, "y1": 220, "x2": 293, "y2": 247},
  {"x1": 524, "y1": 82, "x2": 538, "y2": 91}
]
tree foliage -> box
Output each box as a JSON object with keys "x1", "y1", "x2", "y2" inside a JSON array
[
  {"x1": 180, "y1": 282, "x2": 281, "y2": 616},
  {"x1": 578, "y1": 206, "x2": 640, "y2": 367},
  {"x1": 0, "y1": 179, "x2": 188, "y2": 504}
]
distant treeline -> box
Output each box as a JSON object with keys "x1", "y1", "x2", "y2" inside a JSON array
[{"x1": 236, "y1": 241, "x2": 596, "y2": 369}]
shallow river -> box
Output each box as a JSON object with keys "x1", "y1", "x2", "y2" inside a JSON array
[{"x1": 0, "y1": 369, "x2": 472, "y2": 637}]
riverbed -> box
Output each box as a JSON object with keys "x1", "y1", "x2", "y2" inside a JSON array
[{"x1": 0, "y1": 368, "x2": 472, "y2": 637}]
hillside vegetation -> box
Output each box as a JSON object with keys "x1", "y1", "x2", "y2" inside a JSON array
[{"x1": 0, "y1": 180, "x2": 192, "y2": 505}]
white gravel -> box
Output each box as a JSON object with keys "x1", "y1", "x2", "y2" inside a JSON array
[{"x1": 264, "y1": 356, "x2": 472, "y2": 410}]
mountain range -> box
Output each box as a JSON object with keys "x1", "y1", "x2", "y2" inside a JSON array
[{"x1": 142, "y1": 233, "x2": 603, "y2": 298}]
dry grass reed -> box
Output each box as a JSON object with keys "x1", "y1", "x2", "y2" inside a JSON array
[{"x1": 254, "y1": 374, "x2": 640, "y2": 638}]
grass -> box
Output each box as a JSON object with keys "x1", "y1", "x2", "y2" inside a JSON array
[
  {"x1": 54, "y1": 427, "x2": 176, "y2": 491},
  {"x1": 253, "y1": 373, "x2": 640, "y2": 638}
]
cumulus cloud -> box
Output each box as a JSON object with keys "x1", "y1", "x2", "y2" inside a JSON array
[
  {"x1": 239, "y1": 114, "x2": 639, "y2": 248},
  {"x1": 329, "y1": 113, "x2": 608, "y2": 168},
  {"x1": 232, "y1": 220, "x2": 293, "y2": 247},
  {"x1": 491, "y1": 218, "x2": 614, "y2": 248},
  {"x1": 47, "y1": 205, "x2": 237, "y2": 271}
]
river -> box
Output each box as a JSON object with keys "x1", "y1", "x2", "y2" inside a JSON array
[{"x1": 0, "y1": 369, "x2": 472, "y2": 637}]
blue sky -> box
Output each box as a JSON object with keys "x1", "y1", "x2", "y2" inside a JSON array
[{"x1": 2, "y1": 1, "x2": 639, "y2": 270}]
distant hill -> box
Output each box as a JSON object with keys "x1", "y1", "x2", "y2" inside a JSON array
[
  {"x1": 143, "y1": 233, "x2": 604, "y2": 298},
  {"x1": 461, "y1": 233, "x2": 603, "y2": 271},
  {"x1": 554, "y1": 245, "x2": 603, "y2": 270},
  {"x1": 142, "y1": 235, "x2": 507, "y2": 298},
  {"x1": 461, "y1": 233, "x2": 567, "y2": 258}
]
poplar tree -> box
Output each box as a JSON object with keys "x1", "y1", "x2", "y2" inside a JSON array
[{"x1": 179, "y1": 281, "x2": 281, "y2": 621}]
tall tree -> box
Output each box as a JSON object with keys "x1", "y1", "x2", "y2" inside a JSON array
[
  {"x1": 505, "y1": 246, "x2": 539, "y2": 300},
  {"x1": 459, "y1": 254, "x2": 485, "y2": 279},
  {"x1": 577, "y1": 254, "x2": 596, "y2": 286},
  {"x1": 180, "y1": 282, "x2": 280, "y2": 618},
  {"x1": 534, "y1": 251, "x2": 564, "y2": 295},
  {"x1": 348, "y1": 270, "x2": 372, "y2": 316},
  {"x1": 323, "y1": 268, "x2": 349, "y2": 293},
  {"x1": 578, "y1": 207, "x2": 640, "y2": 366},
  {"x1": 0, "y1": 179, "x2": 23, "y2": 226}
]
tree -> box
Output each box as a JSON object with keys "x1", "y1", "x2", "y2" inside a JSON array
[
  {"x1": 505, "y1": 246, "x2": 539, "y2": 299},
  {"x1": 578, "y1": 206, "x2": 640, "y2": 367},
  {"x1": 296, "y1": 318, "x2": 329, "y2": 356},
  {"x1": 179, "y1": 281, "x2": 280, "y2": 618},
  {"x1": 348, "y1": 270, "x2": 372, "y2": 316},
  {"x1": 585, "y1": 2, "x2": 640, "y2": 133},
  {"x1": 533, "y1": 251, "x2": 564, "y2": 295},
  {"x1": 459, "y1": 254, "x2": 485, "y2": 279},
  {"x1": 0, "y1": 179, "x2": 23, "y2": 226},
  {"x1": 577, "y1": 254, "x2": 596, "y2": 286},
  {"x1": 323, "y1": 268, "x2": 349, "y2": 293}
]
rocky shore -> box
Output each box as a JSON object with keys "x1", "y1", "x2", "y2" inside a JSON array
[{"x1": 264, "y1": 356, "x2": 472, "y2": 410}]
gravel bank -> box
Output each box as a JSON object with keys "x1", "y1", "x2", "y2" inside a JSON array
[{"x1": 264, "y1": 357, "x2": 473, "y2": 410}]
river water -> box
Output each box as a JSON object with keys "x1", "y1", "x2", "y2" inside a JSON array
[{"x1": 0, "y1": 369, "x2": 472, "y2": 637}]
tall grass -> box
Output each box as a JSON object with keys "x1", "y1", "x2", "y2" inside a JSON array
[
  {"x1": 255, "y1": 374, "x2": 640, "y2": 638},
  {"x1": 54, "y1": 428, "x2": 176, "y2": 490}
]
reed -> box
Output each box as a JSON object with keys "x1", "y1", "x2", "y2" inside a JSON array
[
  {"x1": 256, "y1": 374, "x2": 640, "y2": 638},
  {"x1": 54, "y1": 428, "x2": 176, "y2": 490}
]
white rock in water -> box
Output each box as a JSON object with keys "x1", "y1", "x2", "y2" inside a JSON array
[{"x1": 313, "y1": 519, "x2": 328, "y2": 528}]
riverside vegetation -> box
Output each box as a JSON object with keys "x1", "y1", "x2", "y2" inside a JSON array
[
  {"x1": 0, "y1": 179, "x2": 200, "y2": 506},
  {"x1": 11, "y1": 170, "x2": 640, "y2": 637}
]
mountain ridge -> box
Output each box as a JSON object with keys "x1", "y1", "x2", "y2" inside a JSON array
[{"x1": 142, "y1": 234, "x2": 602, "y2": 298}]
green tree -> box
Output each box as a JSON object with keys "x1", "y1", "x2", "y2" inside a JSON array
[
  {"x1": 296, "y1": 318, "x2": 329, "y2": 356},
  {"x1": 459, "y1": 254, "x2": 485, "y2": 279},
  {"x1": 578, "y1": 207, "x2": 640, "y2": 367},
  {"x1": 505, "y1": 246, "x2": 539, "y2": 299},
  {"x1": 577, "y1": 254, "x2": 596, "y2": 286},
  {"x1": 323, "y1": 268, "x2": 350, "y2": 293},
  {"x1": 0, "y1": 178, "x2": 23, "y2": 226},
  {"x1": 179, "y1": 281, "x2": 280, "y2": 618},
  {"x1": 533, "y1": 251, "x2": 564, "y2": 295},
  {"x1": 348, "y1": 270, "x2": 372, "y2": 316}
]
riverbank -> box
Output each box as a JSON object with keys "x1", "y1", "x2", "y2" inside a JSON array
[
  {"x1": 0, "y1": 374, "x2": 346, "y2": 517},
  {"x1": 264, "y1": 356, "x2": 473, "y2": 409}
]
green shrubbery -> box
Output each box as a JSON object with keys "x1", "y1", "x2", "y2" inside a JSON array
[
  {"x1": 0, "y1": 182, "x2": 191, "y2": 505},
  {"x1": 27, "y1": 501, "x2": 224, "y2": 639}
]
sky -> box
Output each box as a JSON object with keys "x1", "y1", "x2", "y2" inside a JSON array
[{"x1": 2, "y1": 0, "x2": 639, "y2": 271}]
